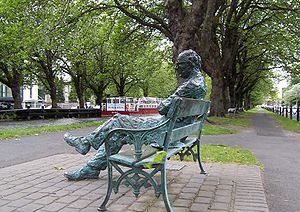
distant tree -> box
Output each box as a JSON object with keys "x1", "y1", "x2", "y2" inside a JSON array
[
  {"x1": 283, "y1": 84, "x2": 300, "y2": 104},
  {"x1": 0, "y1": 0, "x2": 34, "y2": 109}
]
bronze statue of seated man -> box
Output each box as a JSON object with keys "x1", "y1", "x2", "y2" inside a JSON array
[{"x1": 64, "y1": 49, "x2": 207, "y2": 180}]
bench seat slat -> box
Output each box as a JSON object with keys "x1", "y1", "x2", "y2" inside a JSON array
[{"x1": 108, "y1": 138, "x2": 198, "y2": 167}]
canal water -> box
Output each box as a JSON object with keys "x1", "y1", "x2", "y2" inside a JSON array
[{"x1": 0, "y1": 117, "x2": 106, "y2": 130}]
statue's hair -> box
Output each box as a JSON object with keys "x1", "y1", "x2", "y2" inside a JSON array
[{"x1": 177, "y1": 49, "x2": 202, "y2": 69}]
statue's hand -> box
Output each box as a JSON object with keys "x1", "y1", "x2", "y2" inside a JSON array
[{"x1": 158, "y1": 97, "x2": 173, "y2": 115}]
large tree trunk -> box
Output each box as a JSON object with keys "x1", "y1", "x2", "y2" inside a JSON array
[
  {"x1": 94, "y1": 90, "x2": 103, "y2": 107},
  {"x1": 228, "y1": 79, "x2": 236, "y2": 108},
  {"x1": 0, "y1": 63, "x2": 23, "y2": 109},
  {"x1": 77, "y1": 92, "x2": 85, "y2": 108},
  {"x1": 115, "y1": 0, "x2": 255, "y2": 117},
  {"x1": 73, "y1": 76, "x2": 85, "y2": 108},
  {"x1": 32, "y1": 49, "x2": 59, "y2": 109},
  {"x1": 11, "y1": 83, "x2": 22, "y2": 109},
  {"x1": 12, "y1": 69, "x2": 22, "y2": 109},
  {"x1": 49, "y1": 80, "x2": 58, "y2": 108},
  {"x1": 244, "y1": 94, "x2": 251, "y2": 110},
  {"x1": 167, "y1": 0, "x2": 206, "y2": 85},
  {"x1": 210, "y1": 71, "x2": 226, "y2": 116}
]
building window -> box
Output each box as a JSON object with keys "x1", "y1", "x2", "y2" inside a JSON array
[
  {"x1": 30, "y1": 86, "x2": 32, "y2": 98},
  {"x1": 0, "y1": 84, "x2": 3, "y2": 97}
]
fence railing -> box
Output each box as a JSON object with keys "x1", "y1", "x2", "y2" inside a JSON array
[{"x1": 263, "y1": 101, "x2": 300, "y2": 122}]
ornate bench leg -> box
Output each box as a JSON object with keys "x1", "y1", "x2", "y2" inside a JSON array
[
  {"x1": 161, "y1": 164, "x2": 173, "y2": 212},
  {"x1": 196, "y1": 139, "x2": 206, "y2": 174},
  {"x1": 98, "y1": 163, "x2": 113, "y2": 211}
]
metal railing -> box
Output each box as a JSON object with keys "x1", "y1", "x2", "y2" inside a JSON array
[{"x1": 263, "y1": 101, "x2": 300, "y2": 122}]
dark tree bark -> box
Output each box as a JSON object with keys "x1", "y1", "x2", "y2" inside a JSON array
[
  {"x1": 57, "y1": 52, "x2": 88, "y2": 109},
  {"x1": 31, "y1": 49, "x2": 59, "y2": 108},
  {"x1": 0, "y1": 63, "x2": 23, "y2": 109},
  {"x1": 87, "y1": 80, "x2": 109, "y2": 111},
  {"x1": 112, "y1": 0, "x2": 255, "y2": 116},
  {"x1": 142, "y1": 85, "x2": 149, "y2": 97},
  {"x1": 111, "y1": 73, "x2": 138, "y2": 97},
  {"x1": 69, "y1": 62, "x2": 86, "y2": 109}
]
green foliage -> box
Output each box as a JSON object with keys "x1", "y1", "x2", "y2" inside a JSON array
[
  {"x1": 1, "y1": 0, "x2": 299, "y2": 109},
  {"x1": 0, "y1": 112, "x2": 16, "y2": 121},
  {"x1": 55, "y1": 78, "x2": 65, "y2": 103},
  {"x1": 283, "y1": 83, "x2": 300, "y2": 103},
  {"x1": 144, "y1": 151, "x2": 167, "y2": 169},
  {"x1": 204, "y1": 74, "x2": 211, "y2": 101},
  {"x1": 68, "y1": 84, "x2": 79, "y2": 103},
  {"x1": 249, "y1": 79, "x2": 278, "y2": 106}
]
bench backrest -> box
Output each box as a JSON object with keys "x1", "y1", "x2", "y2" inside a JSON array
[
  {"x1": 163, "y1": 97, "x2": 211, "y2": 150},
  {"x1": 104, "y1": 97, "x2": 210, "y2": 162}
]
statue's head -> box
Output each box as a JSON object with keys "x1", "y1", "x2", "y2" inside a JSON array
[{"x1": 175, "y1": 49, "x2": 202, "y2": 79}]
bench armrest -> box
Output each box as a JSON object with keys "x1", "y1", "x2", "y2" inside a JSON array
[{"x1": 103, "y1": 119, "x2": 170, "y2": 161}]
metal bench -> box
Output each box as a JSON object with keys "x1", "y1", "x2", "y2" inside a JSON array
[{"x1": 98, "y1": 97, "x2": 211, "y2": 212}]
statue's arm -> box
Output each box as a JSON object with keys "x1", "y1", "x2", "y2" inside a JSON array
[
  {"x1": 157, "y1": 81, "x2": 195, "y2": 115},
  {"x1": 157, "y1": 95, "x2": 175, "y2": 115},
  {"x1": 158, "y1": 77, "x2": 206, "y2": 116}
]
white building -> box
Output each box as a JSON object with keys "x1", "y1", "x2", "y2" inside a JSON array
[
  {"x1": 0, "y1": 83, "x2": 12, "y2": 98},
  {"x1": 0, "y1": 83, "x2": 80, "y2": 109},
  {"x1": 21, "y1": 85, "x2": 44, "y2": 108},
  {"x1": 0, "y1": 83, "x2": 43, "y2": 108}
]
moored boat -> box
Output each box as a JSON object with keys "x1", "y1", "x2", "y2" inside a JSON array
[{"x1": 101, "y1": 96, "x2": 162, "y2": 117}]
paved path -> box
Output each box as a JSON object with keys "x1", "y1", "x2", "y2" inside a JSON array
[
  {"x1": 202, "y1": 110, "x2": 300, "y2": 212},
  {"x1": 1, "y1": 111, "x2": 291, "y2": 211},
  {"x1": 0, "y1": 128, "x2": 95, "y2": 168},
  {"x1": 0, "y1": 154, "x2": 267, "y2": 212}
]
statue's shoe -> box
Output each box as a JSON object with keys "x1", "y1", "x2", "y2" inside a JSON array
[
  {"x1": 64, "y1": 133, "x2": 91, "y2": 155},
  {"x1": 64, "y1": 166, "x2": 100, "y2": 181}
]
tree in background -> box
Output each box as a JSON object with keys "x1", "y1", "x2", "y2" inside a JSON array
[
  {"x1": 1, "y1": 0, "x2": 299, "y2": 112},
  {"x1": 283, "y1": 84, "x2": 300, "y2": 104},
  {"x1": 0, "y1": 0, "x2": 34, "y2": 109},
  {"x1": 88, "y1": 0, "x2": 298, "y2": 115}
]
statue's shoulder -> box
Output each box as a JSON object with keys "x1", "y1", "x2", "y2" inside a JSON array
[{"x1": 186, "y1": 75, "x2": 205, "y2": 88}]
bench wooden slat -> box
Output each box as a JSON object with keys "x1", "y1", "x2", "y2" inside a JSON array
[
  {"x1": 170, "y1": 122, "x2": 202, "y2": 142},
  {"x1": 176, "y1": 98, "x2": 210, "y2": 118}
]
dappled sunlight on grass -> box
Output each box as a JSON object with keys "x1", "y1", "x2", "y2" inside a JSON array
[{"x1": 172, "y1": 144, "x2": 263, "y2": 168}]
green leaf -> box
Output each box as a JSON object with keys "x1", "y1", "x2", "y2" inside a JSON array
[{"x1": 143, "y1": 151, "x2": 167, "y2": 169}]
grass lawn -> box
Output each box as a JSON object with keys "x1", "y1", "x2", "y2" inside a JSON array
[
  {"x1": 263, "y1": 109, "x2": 300, "y2": 133},
  {"x1": 0, "y1": 121, "x2": 103, "y2": 140},
  {"x1": 202, "y1": 123, "x2": 238, "y2": 135},
  {"x1": 0, "y1": 113, "x2": 262, "y2": 168},
  {"x1": 186, "y1": 111, "x2": 261, "y2": 167},
  {"x1": 1, "y1": 113, "x2": 252, "y2": 139},
  {"x1": 202, "y1": 110, "x2": 253, "y2": 135},
  {"x1": 172, "y1": 144, "x2": 263, "y2": 168},
  {"x1": 207, "y1": 114, "x2": 252, "y2": 127}
]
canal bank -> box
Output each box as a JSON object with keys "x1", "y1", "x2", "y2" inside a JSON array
[{"x1": 0, "y1": 117, "x2": 105, "y2": 130}]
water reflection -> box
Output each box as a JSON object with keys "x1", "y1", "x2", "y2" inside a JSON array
[{"x1": 0, "y1": 118, "x2": 106, "y2": 130}]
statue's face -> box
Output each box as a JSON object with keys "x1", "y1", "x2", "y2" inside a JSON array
[{"x1": 175, "y1": 60, "x2": 192, "y2": 79}]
